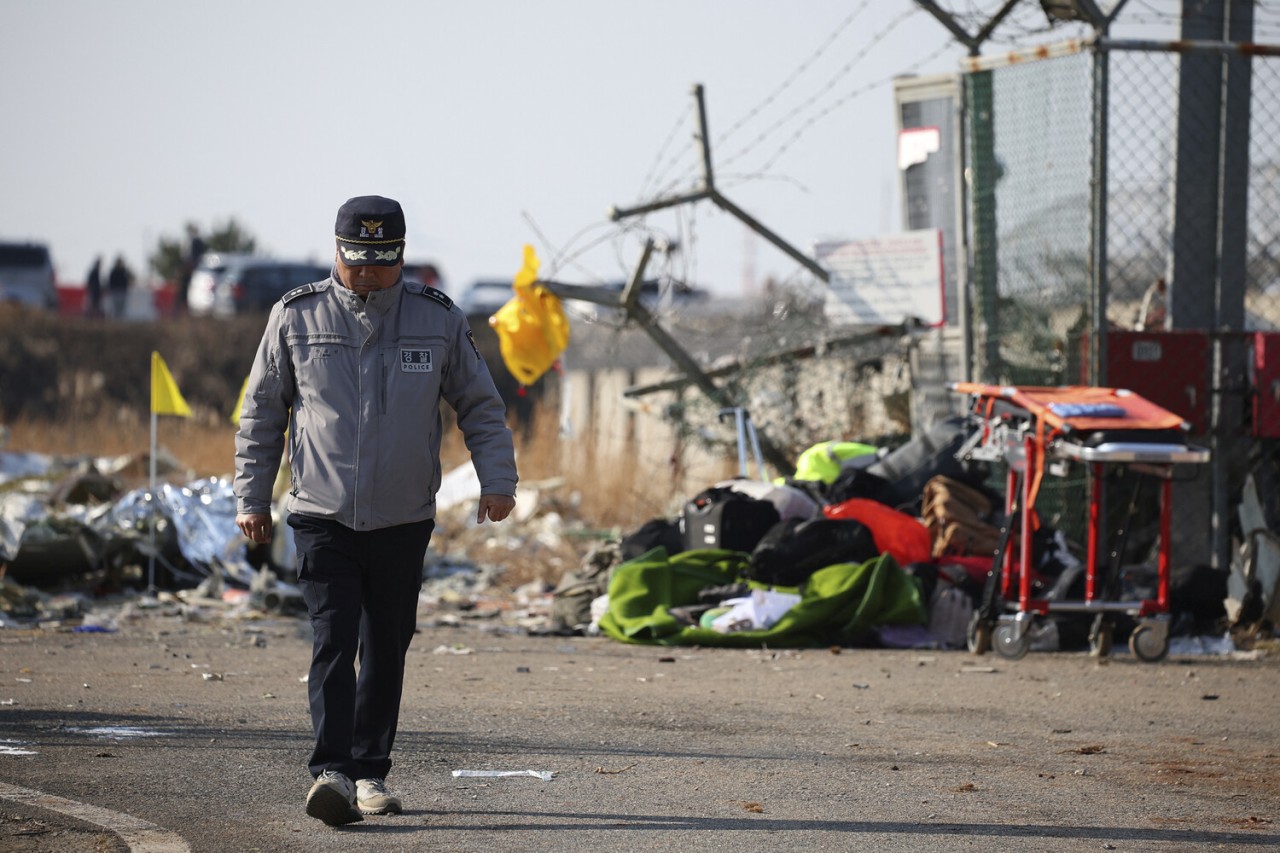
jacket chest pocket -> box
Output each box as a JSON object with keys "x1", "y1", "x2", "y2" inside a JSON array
[
  {"x1": 291, "y1": 334, "x2": 360, "y2": 391},
  {"x1": 296, "y1": 343, "x2": 344, "y2": 364}
]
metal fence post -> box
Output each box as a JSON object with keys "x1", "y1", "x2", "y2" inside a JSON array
[
  {"x1": 1089, "y1": 39, "x2": 1110, "y2": 388},
  {"x1": 965, "y1": 69, "x2": 1000, "y2": 383}
]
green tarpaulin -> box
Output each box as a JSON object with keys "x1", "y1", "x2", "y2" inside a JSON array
[{"x1": 598, "y1": 547, "x2": 926, "y2": 647}]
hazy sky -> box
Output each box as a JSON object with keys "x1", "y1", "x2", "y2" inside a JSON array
[{"x1": 0, "y1": 1, "x2": 1196, "y2": 297}]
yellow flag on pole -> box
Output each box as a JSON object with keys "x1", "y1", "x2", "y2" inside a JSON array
[
  {"x1": 151, "y1": 351, "x2": 193, "y2": 418},
  {"x1": 230, "y1": 375, "x2": 249, "y2": 425}
]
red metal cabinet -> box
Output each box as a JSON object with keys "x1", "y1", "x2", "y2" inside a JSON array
[{"x1": 1104, "y1": 331, "x2": 1209, "y2": 434}]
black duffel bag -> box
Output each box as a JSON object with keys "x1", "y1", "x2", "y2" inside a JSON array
[{"x1": 746, "y1": 517, "x2": 880, "y2": 587}]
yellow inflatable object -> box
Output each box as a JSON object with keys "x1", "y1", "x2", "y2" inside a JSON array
[{"x1": 490, "y1": 245, "x2": 570, "y2": 386}]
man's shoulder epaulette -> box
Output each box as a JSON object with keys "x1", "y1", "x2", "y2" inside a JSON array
[
  {"x1": 282, "y1": 281, "x2": 328, "y2": 304},
  {"x1": 419, "y1": 285, "x2": 454, "y2": 310}
]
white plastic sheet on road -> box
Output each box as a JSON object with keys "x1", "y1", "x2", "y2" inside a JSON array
[{"x1": 452, "y1": 769, "x2": 555, "y2": 781}]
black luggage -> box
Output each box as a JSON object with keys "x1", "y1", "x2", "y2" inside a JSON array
[
  {"x1": 865, "y1": 415, "x2": 988, "y2": 513},
  {"x1": 620, "y1": 517, "x2": 686, "y2": 560},
  {"x1": 746, "y1": 517, "x2": 880, "y2": 587},
  {"x1": 681, "y1": 486, "x2": 780, "y2": 553}
]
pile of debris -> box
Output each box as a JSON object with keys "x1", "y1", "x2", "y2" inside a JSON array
[
  {"x1": 542, "y1": 414, "x2": 1280, "y2": 658},
  {"x1": 0, "y1": 447, "x2": 600, "y2": 632}
]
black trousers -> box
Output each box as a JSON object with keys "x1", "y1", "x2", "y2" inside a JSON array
[{"x1": 289, "y1": 514, "x2": 434, "y2": 781}]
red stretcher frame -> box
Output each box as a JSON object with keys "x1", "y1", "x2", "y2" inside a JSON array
[{"x1": 950, "y1": 383, "x2": 1211, "y2": 661}]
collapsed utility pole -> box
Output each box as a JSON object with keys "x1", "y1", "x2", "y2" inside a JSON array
[
  {"x1": 540, "y1": 240, "x2": 797, "y2": 474},
  {"x1": 608, "y1": 84, "x2": 830, "y2": 284},
  {"x1": 619, "y1": 324, "x2": 908, "y2": 399},
  {"x1": 538, "y1": 82, "x2": 885, "y2": 476}
]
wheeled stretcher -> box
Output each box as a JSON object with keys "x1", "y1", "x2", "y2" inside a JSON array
[{"x1": 950, "y1": 384, "x2": 1210, "y2": 662}]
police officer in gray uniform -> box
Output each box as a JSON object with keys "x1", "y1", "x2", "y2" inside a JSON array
[{"x1": 234, "y1": 195, "x2": 517, "y2": 826}]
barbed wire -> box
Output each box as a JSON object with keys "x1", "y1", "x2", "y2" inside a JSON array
[
  {"x1": 714, "y1": 0, "x2": 873, "y2": 151},
  {"x1": 745, "y1": 37, "x2": 957, "y2": 180},
  {"x1": 718, "y1": 6, "x2": 921, "y2": 173},
  {"x1": 637, "y1": 2, "x2": 874, "y2": 207},
  {"x1": 637, "y1": 103, "x2": 698, "y2": 204}
]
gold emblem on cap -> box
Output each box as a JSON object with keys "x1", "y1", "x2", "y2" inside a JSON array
[{"x1": 360, "y1": 219, "x2": 384, "y2": 238}]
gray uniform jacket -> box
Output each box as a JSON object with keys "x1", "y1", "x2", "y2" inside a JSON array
[{"x1": 233, "y1": 273, "x2": 517, "y2": 531}]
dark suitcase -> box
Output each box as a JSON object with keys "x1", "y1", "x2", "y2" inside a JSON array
[
  {"x1": 865, "y1": 415, "x2": 988, "y2": 513},
  {"x1": 681, "y1": 486, "x2": 781, "y2": 553}
]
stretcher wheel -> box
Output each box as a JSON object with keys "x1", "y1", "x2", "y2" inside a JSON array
[
  {"x1": 1129, "y1": 624, "x2": 1169, "y2": 662},
  {"x1": 966, "y1": 612, "x2": 992, "y2": 655},
  {"x1": 1088, "y1": 618, "x2": 1113, "y2": 658},
  {"x1": 992, "y1": 622, "x2": 1030, "y2": 660}
]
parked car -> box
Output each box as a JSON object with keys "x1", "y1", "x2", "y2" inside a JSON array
[
  {"x1": 0, "y1": 241, "x2": 57, "y2": 310},
  {"x1": 580, "y1": 278, "x2": 711, "y2": 320},
  {"x1": 457, "y1": 280, "x2": 515, "y2": 318},
  {"x1": 402, "y1": 260, "x2": 444, "y2": 290},
  {"x1": 617, "y1": 278, "x2": 710, "y2": 309},
  {"x1": 188, "y1": 253, "x2": 331, "y2": 316}
]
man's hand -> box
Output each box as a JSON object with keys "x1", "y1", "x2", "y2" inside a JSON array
[
  {"x1": 477, "y1": 494, "x2": 516, "y2": 524},
  {"x1": 236, "y1": 512, "x2": 273, "y2": 544}
]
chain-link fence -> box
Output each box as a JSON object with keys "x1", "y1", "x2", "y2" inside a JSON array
[{"x1": 963, "y1": 36, "x2": 1280, "y2": 569}]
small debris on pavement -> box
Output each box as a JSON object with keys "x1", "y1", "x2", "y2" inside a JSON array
[{"x1": 594, "y1": 763, "x2": 637, "y2": 775}]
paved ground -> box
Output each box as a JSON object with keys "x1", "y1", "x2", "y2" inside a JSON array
[{"x1": 1, "y1": 606, "x2": 1278, "y2": 853}]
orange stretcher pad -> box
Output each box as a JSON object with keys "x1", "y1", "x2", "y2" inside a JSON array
[
  {"x1": 951, "y1": 383, "x2": 1205, "y2": 503},
  {"x1": 951, "y1": 383, "x2": 1187, "y2": 434}
]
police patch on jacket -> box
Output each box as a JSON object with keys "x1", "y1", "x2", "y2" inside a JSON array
[
  {"x1": 400, "y1": 347, "x2": 433, "y2": 373},
  {"x1": 466, "y1": 329, "x2": 480, "y2": 358}
]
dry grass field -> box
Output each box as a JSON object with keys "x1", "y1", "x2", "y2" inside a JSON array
[
  {"x1": 0, "y1": 304, "x2": 690, "y2": 536},
  {"x1": 4, "y1": 407, "x2": 677, "y2": 532}
]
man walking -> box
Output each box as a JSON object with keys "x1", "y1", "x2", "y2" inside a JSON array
[{"x1": 234, "y1": 195, "x2": 517, "y2": 826}]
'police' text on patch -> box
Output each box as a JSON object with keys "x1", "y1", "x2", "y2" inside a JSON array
[{"x1": 400, "y1": 348, "x2": 433, "y2": 373}]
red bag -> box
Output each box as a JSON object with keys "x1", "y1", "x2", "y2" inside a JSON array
[{"x1": 822, "y1": 498, "x2": 932, "y2": 567}]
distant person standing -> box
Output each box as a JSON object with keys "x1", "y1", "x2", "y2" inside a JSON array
[
  {"x1": 107, "y1": 255, "x2": 132, "y2": 319},
  {"x1": 177, "y1": 223, "x2": 207, "y2": 315},
  {"x1": 85, "y1": 256, "x2": 103, "y2": 318}
]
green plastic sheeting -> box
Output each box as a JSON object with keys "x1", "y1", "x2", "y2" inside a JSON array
[{"x1": 598, "y1": 547, "x2": 926, "y2": 648}]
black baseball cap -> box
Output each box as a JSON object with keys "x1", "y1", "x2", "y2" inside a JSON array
[{"x1": 335, "y1": 195, "x2": 406, "y2": 266}]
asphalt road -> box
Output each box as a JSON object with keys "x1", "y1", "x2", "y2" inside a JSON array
[{"x1": 1, "y1": 607, "x2": 1278, "y2": 853}]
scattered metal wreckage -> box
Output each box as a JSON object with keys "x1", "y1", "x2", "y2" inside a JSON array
[
  {"x1": 0, "y1": 447, "x2": 583, "y2": 631},
  {"x1": 1, "y1": 451, "x2": 256, "y2": 591}
]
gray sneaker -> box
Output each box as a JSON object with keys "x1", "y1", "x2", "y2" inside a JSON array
[
  {"x1": 306, "y1": 770, "x2": 364, "y2": 826},
  {"x1": 356, "y1": 777, "x2": 403, "y2": 815}
]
